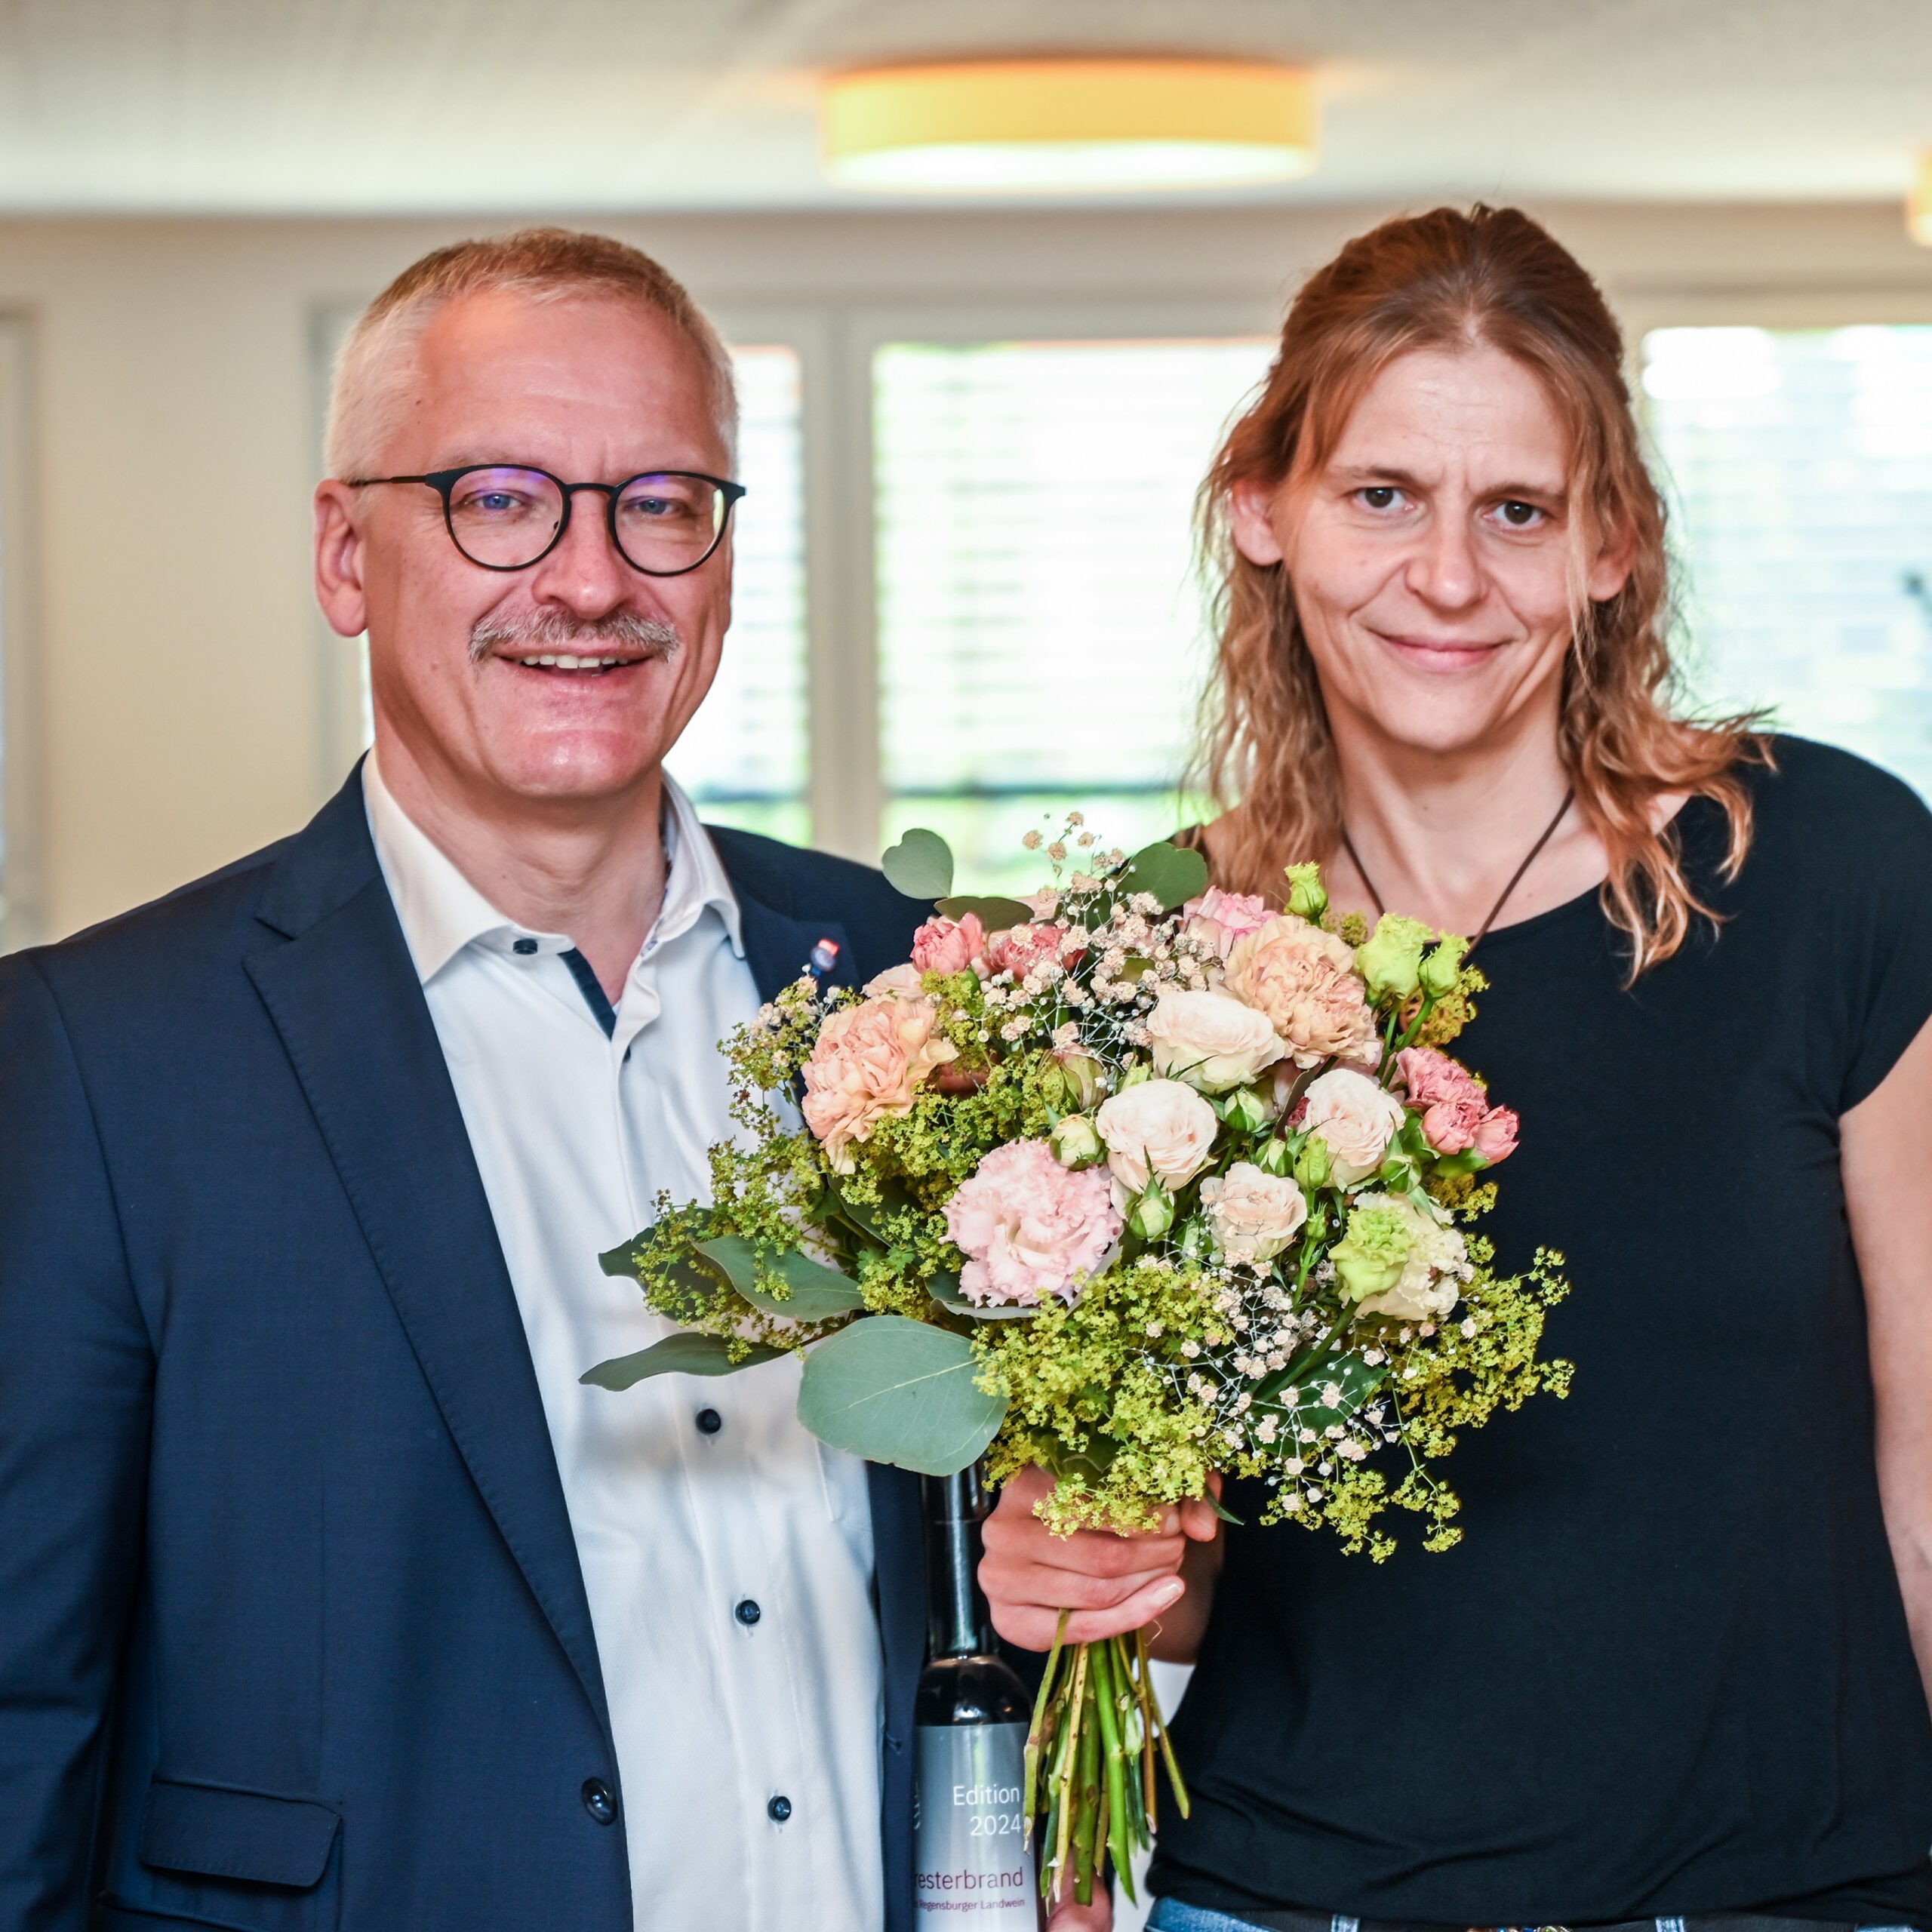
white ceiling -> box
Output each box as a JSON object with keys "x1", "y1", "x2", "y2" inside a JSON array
[{"x1": 0, "y1": 0, "x2": 1927, "y2": 214}]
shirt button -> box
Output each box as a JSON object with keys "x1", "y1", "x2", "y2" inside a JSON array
[
  {"x1": 696, "y1": 1407, "x2": 723, "y2": 1435},
  {"x1": 767, "y1": 1794, "x2": 792, "y2": 1823},
  {"x1": 581, "y1": 1777, "x2": 617, "y2": 1826},
  {"x1": 734, "y1": 1598, "x2": 762, "y2": 1626},
  {"x1": 512, "y1": 937, "x2": 538, "y2": 956}
]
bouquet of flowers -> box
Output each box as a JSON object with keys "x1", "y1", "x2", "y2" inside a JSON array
[{"x1": 587, "y1": 825, "x2": 1568, "y2": 1910}]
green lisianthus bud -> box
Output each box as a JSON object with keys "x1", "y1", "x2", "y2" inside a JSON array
[
  {"x1": 1419, "y1": 933, "x2": 1470, "y2": 1000},
  {"x1": 1117, "y1": 1062, "x2": 1153, "y2": 1091},
  {"x1": 1049, "y1": 1113, "x2": 1106, "y2": 1170},
  {"x1": 1330, "y1": 1201, "x2": 1413, "y2": 1304},
  {"x1": 1218, "y1": 1084, "x2": 1273, "y2": 1136},
  {"x1": 1355, "y1": 913, "x2": 1434, "y2": 1006},
  {"x1": 1293, "y1": 1134, "x2": 1331, "y2": 1191},
  {"x1": 1284, "y1": 863, "x2": 1329, "y2": 924},
  {"x1": 1128, "y1": 1178, "x2": 1175, "y2": 1241},
  {"x1": 1255, "y1": 1135, "x2": 1293, "y2": 1177}
]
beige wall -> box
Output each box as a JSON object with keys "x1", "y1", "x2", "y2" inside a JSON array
[{"x1": 4, "y1": 200, "x2": 1929, "y2": 942}]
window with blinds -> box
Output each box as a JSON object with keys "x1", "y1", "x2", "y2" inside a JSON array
[
  {"x1": 1642, "y1": 325, "x2": 1932, "y2": 799},
  {"x1": 667, "y1": 343, "x2": 810, "y2": 843},
  {"x1": 872, "y1": 337, "x2": 1273, "y2": 891}
]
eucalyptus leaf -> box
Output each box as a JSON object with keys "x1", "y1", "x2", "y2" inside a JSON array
[
  {"x1": 598, "y1": 1239, "x2": 730, "y2": 1312},
  {"x1": 1118, "y1": 840, "x2": 1210, "y2": 912},
  {"x1": 795, "y1": 1314, "x2": 1008, "y2": 1476},
  {"x1": 580, "y1": 1332, "x2": 785, "y2": 1390},
  {"x1": 929, "y1": 1275, "x2": 1041, "y2": 1321},
  {"x1": 698, "y1": 1235, "x2": 866, "y2": 1322},
  {"x1": 598, "y1": 1232, "x2": 648, "y2": 1278},
  {"x1": 881, "y1": 827, "x2": 955, "y2": 902},
  {"x1": 1262, "y1": 1347, "x2": 1387, "y2": 1432},
  {"x1": 935, "y1": 895, "x2": 1036, "y2": 931}
]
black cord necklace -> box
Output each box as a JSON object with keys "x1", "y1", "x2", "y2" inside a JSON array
[{"x1": 1339, "y1": 786, "x2": 1576, "y2": 953}]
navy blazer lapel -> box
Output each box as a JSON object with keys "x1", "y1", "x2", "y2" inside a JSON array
[
  {"x1": 733, "y1": 894, "x2": 860, "y2": 1007},
  {"x1": 243, "y1": 773, "x2": 611, "y2": 1742}
]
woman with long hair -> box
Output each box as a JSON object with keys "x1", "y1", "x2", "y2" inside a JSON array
[{"x1": 982, "y1": 205, "x2": 1932, "y2": 1932}]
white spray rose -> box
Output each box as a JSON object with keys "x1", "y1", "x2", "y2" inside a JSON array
[
  {"x1": 1145, "y1": 990, "x2": 1287, "y2": 1095},
  {"x1": 1199, "y1": 1162, "x2": 1309, "y2": 1266},
  {"x1": 1094, "y1": 1079, "x2": 1219, "y2": 1194},
  {"x1": 1300, "y1": 1066, "x2": 1407, "y2": 1185},
  {"x1": 1349, "y1": 1191, "x2": 1470, "y2": 1321}
]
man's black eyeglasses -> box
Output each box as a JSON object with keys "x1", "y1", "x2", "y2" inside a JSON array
[{"x1": 348, "y1": 465, "x2": 746, "y2": 577}]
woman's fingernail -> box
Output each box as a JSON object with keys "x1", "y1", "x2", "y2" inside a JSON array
[{"x1": 1154, "y1": 1579, "x2": 1185, "y2": 1609}]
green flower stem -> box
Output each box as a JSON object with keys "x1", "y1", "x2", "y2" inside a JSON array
[
  {"x1": 1023, "y1": 1609, "x2": 1070, "y2": 1838},
  {"x1": 1089, "y1": 1638, "x2": 1136, "y2": 1902},
  {"x1": 1072, "y1": 1669, "x2": 1103, "y2": 1904},
  {"x1": 1053, "y1": 1642, "x2": 1090, "y2": 1895}
]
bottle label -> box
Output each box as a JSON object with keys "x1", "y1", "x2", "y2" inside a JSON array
[{"x1": 912, "y1": 1721, "x2": 1032, "y2": 1919}]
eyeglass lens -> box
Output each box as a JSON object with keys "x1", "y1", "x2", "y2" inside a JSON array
[{"x1": 445, "y1": 467, "x2": 730, "y2": 573}]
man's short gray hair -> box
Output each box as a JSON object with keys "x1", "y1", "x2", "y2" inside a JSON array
[{"x1": 325, "y1": 226, "x2": 738, "y2": 481}]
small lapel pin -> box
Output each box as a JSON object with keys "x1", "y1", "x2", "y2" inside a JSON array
[{"x1": 808, "y1": 937, "x2": 841, "y2": 979}]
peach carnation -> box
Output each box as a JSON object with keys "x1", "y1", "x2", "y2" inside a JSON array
[
  {"x1": 800, "y1": 992, "x2": 957, "y2": 1172},
  {"x1": 1223, "y1": 915, "x2": 1380, "y2": 1069},
  {"x1": 944, "y1": 1140, "x2": 1121, "y2": 1306}
]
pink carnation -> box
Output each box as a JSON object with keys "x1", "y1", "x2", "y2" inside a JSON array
[
  {"x1": 1473, "y1": 1106, "x2": 1519, "y2": 1164},
  {"x1": 911, "y1": 912, "x2": 987, "y2": 978},
  {"x1": 986, "y1": 922, "x2": 1078, "y2": 979},
  {"x1": 943, "y1": 1140, "x2": 1121, "y2": 1307},
  {"x1": 1181, "y1": 886, "x2": 1273, "y2": 963},
  {"x1": 1395, "y1": 1046, "x2": 1518, "y2": 1165}
]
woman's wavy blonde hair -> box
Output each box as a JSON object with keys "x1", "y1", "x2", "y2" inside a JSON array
[{"x1": 1192, "y1": 204, "x2": 1766, "y2": 978}]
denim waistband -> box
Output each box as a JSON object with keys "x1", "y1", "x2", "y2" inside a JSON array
[{"x1": 1142, "y1": 1905, "x2": 1911, "y2": 1932}]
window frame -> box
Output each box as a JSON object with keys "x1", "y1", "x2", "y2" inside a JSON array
[{"x1": 0, "y1": 315, "x2": 42, "y2": 951}]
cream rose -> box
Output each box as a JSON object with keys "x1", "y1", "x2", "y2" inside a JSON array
[
  {"x1": 1145, "y1": 989, "x2": 1287, "y2": 1095},
  {"x1": 800, "y1": 992, "x2": 957, "y2": 1171},
  {"x1": 1300, "y1": 1066, "x2": 1406, "y2": 1184},
  {"x1": 1199, "y1": 1161, "x2": 1309, "y2": 1267},
  {"x1": 1094, "y1": 1079, "x2": 1219, "y2": 1194},
  {"x1": 1348, "y1": 1190, "x2": 1469, "y2": 1321},
  {"x1": 1223, "y1": 914, "x2": 1380, "y2": 1069},
  {"x1": 862, "y1": 961, "x2": 927, "y2": 1001}
]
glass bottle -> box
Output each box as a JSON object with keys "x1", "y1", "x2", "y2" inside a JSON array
[{"x1": 912, "y1": 1465, "x2": 1038, "y2": 1924}]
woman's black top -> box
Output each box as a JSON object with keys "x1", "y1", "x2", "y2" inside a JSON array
[{"x1": 1151, "y1": 738, "x2": 1932, "y2": 1927}]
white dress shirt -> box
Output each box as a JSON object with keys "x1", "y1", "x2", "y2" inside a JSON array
[{"x1": 364, "y1": 754, "x2": 884, "y2": 1932}]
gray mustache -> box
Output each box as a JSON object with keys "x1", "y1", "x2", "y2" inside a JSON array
[{"x1": 469, "y1": 610, "x2": 680, "y2": 665}]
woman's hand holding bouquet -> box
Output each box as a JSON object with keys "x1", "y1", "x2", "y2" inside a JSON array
[{"x1": 587, "y1": 826, "x2": 1568, "y2": 1912}]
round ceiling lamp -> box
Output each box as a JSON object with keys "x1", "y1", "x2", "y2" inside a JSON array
[
  {"x1": 1911, "y1": 154, "x2": 1932, "y2": 246},
  {"x1": 821, "y1": 57, "x2": 1319, "y2": 195}
]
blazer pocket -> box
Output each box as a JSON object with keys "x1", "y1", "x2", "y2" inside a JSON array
[{"x1": 128, "y1": 1777, "x2": 340, "y2": 1932}]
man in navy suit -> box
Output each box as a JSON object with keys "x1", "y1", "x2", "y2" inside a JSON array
[{"x1": 0, "y1": 229, "x2": 931, "y2": 1931}]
